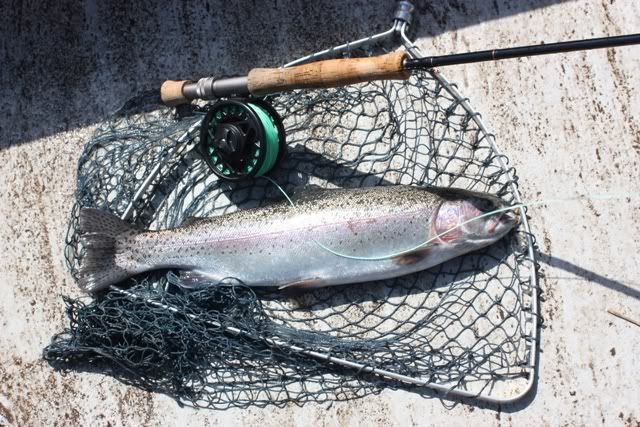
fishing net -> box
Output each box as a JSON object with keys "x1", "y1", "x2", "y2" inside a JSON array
[{"x1": 43, "y1": 58, "x2": 539, "y2": 407}]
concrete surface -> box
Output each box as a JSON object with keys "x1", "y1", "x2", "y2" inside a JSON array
[{"x1": 1, "y1": 0, "x2": 639, "y2": 425}]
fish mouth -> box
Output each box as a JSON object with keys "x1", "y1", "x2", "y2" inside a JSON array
[
  {"x1": 501, "y1": 209, "x2": 521, "y2": 226},
  {"x1": 486, "y1": 208, "x2": 521, "y2": 235}
]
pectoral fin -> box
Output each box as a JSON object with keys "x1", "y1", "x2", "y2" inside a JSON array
[{"x1": 392, "y1": 247, "x2": 433, "y2": 266}]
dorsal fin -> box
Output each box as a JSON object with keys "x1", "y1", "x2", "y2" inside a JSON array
[
  {"x1": 291, "y1": 184, "x2": 324, "y2": 195},
  {"x1": 290, "y1": 184, "x2": 331, "y2": 202},
  {"x1": 180, "y1": 216, "x2": 208, "y2": 227}
]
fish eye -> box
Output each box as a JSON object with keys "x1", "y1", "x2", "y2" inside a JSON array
[{"x1": 469, "y1": 197, "x2": 495, "y2": 214}]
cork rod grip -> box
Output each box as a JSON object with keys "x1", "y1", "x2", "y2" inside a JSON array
[
  {"x1": 160, "y1": 80, "x2": 192, "y2": 106},
  {"x1": 247, "y1": 51, "x2": 409, "y2": 96}
]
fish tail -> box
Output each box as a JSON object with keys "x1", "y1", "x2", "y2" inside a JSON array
[{"x1": 77, "y1": 208, "x2": 141, "y2": 292}]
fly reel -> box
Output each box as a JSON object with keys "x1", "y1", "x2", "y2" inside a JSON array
[{"x1": 199, "y1": 99, "x2": 286, "y2": 180}]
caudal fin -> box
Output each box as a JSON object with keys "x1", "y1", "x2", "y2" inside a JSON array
[{"x1": 77, "y1": 208, "x2": 140, "y2": 292}]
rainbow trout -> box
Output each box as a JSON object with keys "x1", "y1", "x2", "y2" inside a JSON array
[{"x1": 77, "y1": 185, "x2": 519, "y2": 292}]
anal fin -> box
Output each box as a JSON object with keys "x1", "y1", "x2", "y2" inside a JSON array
[{"x1": 278, "y1": 277, "x2": 324, "y2": 291}]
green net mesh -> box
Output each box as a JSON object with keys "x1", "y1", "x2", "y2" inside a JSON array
[{"x1": 43, "y1": 67, "x2": 539, "y2": 408}]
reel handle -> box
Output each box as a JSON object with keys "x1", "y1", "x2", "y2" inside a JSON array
[
  {"x1": 247, "y1": 50, "x2": 409, "y2": 95},
  {"x1": 160, "y1": 51, "x2": 409, "y2": 106}
]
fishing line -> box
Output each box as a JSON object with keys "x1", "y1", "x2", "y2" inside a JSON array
[{"x1": 261, "y1": 176, "x2": 638, "y2": 262}]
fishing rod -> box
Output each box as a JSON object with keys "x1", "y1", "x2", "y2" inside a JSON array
[{"x1": 161, "y1": 33, "x2": 640, "y2": 106}]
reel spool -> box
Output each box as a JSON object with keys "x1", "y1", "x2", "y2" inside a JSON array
[{"x1": 199, "y1": 99, "x2": 286, "y2": 180}]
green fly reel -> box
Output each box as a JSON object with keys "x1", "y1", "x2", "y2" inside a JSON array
[{"x1": 199, "y1": 99, "x2": 286, "y2": 180}]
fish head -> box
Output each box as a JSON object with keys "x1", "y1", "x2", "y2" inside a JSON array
[{"x1": 432, "y1": 189, "x2": 520, "y2": 249}]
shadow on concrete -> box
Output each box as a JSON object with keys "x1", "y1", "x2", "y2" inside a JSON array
[
  {"x1": 539, "y1": 252, "x2": 640, "y2": 300},
  {"x1": 1, "y1": 0, "x2": 569, "y2": 149}
]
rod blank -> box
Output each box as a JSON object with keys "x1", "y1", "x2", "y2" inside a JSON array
[{"x1": 404, "y1": 33, "x2": 640, "y2": 69}]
